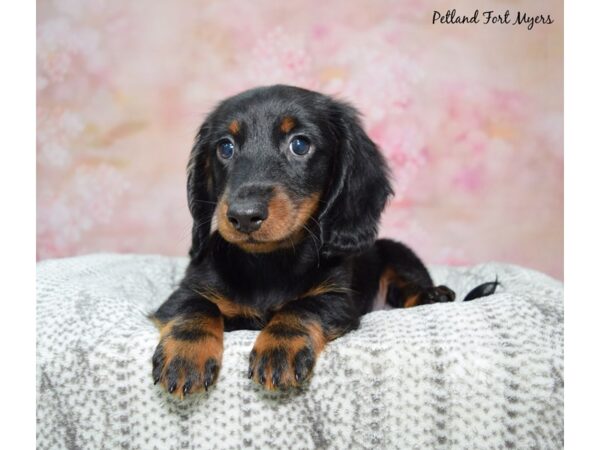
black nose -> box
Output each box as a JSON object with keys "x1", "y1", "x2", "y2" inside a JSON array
[{"x1": 227, "y1": 202, "x2": 268, "y2": 234}]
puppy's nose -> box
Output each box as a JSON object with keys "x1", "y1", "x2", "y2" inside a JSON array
[{"x1": 227, "y1": 202, "x2": 268, "y2": 233}]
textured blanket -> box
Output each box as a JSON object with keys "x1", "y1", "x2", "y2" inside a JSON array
[{"x1": 36, "y1": 254, "x2": 563, "y2": 449}]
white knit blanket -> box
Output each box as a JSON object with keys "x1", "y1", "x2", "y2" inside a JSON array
[{"x1": 36, "y1": 254, "x2": 563, "y2": 449}]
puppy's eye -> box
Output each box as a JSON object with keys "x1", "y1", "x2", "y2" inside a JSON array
[
  {"x1": 289, "y1": 137, "x2": 311, "y2": 156},
  {"x1": 217, "y1": 140, "x2": 235, "y2": 159}
]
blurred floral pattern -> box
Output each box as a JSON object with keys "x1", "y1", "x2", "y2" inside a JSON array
[{"x1": 37, "y1": 0, "x2": 563, "y2": 278}]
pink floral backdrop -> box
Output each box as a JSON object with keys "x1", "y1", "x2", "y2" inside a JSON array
[{"x1": 37, "y1": 0, "x2": 564, "y2": 278}]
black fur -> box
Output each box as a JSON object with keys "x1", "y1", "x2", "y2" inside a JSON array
[{"x1": 151, "y1": 85, "x2": 497, "y2": 396}]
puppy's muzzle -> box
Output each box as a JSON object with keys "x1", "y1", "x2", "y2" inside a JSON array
[{"x1": 227, "y1": 200, "x2": 268, "y2": 234}]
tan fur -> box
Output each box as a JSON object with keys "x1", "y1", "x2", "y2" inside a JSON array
[
  {"x1": 253, "y1": 332, "x2": 307, "y2": 354},
  {"x1": 149, "y1": 315, "x2": 165, "y2": 330},
  {"x1": 304, "y1": 321, "x2": 326, "y2": 354},
  {"x1": 252, "y1": 328, "x2": 307, "y2": 390},
  {"x1": 193, "y1": 287, "x2": 261, "y2": 319},
  {"x1": 158, "y1": 315, "x2": 224, "y2": 398},
  {"x1": 302, "y1": 281, "x2": 353, "y2": 299},
  {"x1": 403, "y1": 294, "x2": 420, "y2": 308},
  {"x1": 228, "y1": 119, "x2": 240, "y2": 135},
  {"x1": 172, "y1": 314, "x2": 223, "y2": 338},
  {"x1": 216, "y1": 188, "x2": 320, "y2": 253},
  {"x1": 374, "y1": 268, "x2": 413, "y2": 310},
  {"x1": 250, "y1": 314, "x2": 326, "y2": 390},
  {"x1": 280, "y1": 116, "x2": 295, "y2": 133},
  {"x1": 257, "y1": 190, "x2": 294, "y2": 240},
  {"x1": 267, "y1": 312, "x2": 303, "y2": 328},
  {"x1": 373, "y1": 268, "x2": 394, "y2": 310}
]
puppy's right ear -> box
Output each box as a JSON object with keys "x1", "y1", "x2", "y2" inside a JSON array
[{"x1": 186, "y1": 125, "x2": 216, "y2": 261}]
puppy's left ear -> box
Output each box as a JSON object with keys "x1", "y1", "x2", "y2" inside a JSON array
[
  {"x1": 186, "y1": 126, "x2": 217, "y2": 261},
  {"x1": 318, "y1": 104, "x2": 393, "y2": 257}
]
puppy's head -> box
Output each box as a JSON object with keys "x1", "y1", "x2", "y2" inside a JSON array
[{"x1": 187, "y1": 85, "x2": 392, "y2": 259}]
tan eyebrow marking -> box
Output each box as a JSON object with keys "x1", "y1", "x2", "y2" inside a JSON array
[
  {"x1": 280, "y1": 116, "x2": 295, "y2": 134},
  {"x1": 228, "y1": 120, "x2": 240, "y2": 135}
]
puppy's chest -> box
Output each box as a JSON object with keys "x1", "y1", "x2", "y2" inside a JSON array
[
  {"x1": 211, "y1": 284, "x2": 299, "y2": 331},
  {"x1": 204, "y1": 255, "x2": 347, "y2": 330}
]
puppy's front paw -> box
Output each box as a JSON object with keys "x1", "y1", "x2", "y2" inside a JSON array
[
  {"x1": 152, "y1": 316, "x2": 224, "y2": 398},
  {"x1": 248, "y1": 318, "x2": 325, "y2": 390}
]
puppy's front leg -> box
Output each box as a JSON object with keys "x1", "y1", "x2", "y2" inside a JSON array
[
  {"x1": 151, "y1": 286, "x2": 224, "y2": 398},
  {"x1": 248, "y1": 292, "x2": 359, "y2": 390}
]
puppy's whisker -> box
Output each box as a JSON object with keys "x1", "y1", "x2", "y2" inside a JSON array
[
  {"x1": 176, "y1": 211, "x2": 216, "y2": 247},
  {"x1": 175, "y1": 221, "x2": 194, "y2": 245},
  {"x1": 302, "y1": 222, "x2": 320, "y2": 244},
  {"x1": 307, "y1": 216, "x2": 323, "y2": 237},
  {"x1": 194, "y1": 217, "x2": 215, "y2": 228},
  {"x1": 193, "y1": 199, "x2": 218, "y2": 205},
  {"x1": 287, "y1": 236, "x2": 296, "y2": 254},
  {"x1": 302, "y1": 224, "x2": 320, "y2": 268}
]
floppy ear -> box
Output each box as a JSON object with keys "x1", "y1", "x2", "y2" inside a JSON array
[
  {"x1": 186, "y1": 126, "x2": 217, "y2": 261},
  {"x1": 318, "y1": 105, "x2": 393, "y2": 258}
]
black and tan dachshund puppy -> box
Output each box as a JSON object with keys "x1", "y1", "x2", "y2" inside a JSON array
[{"x1": 151, "y1": 85, "x2": 497, "y2": 397}]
